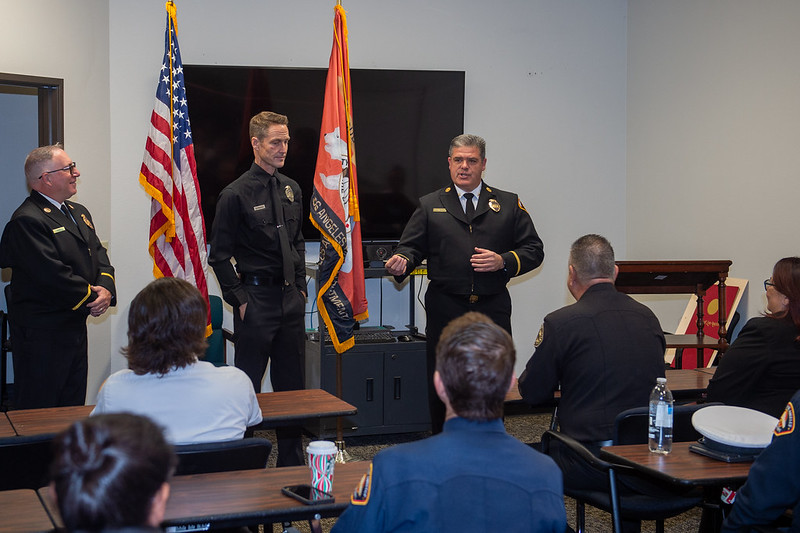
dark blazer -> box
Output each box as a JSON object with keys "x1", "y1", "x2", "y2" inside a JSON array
[
  {"x1": 518, "y1": 283, "x2": 666, "y2": 443},
  {"x1": 393, "y1": 182, "x2": 544, "y2": 295},
  {"x1": 0, "y1": 191, "x2": 116, "y2": 329},
  {"x1": 706, "y1": 316, "x2": 800, "y2": 418}
]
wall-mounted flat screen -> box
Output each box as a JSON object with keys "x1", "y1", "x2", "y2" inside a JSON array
[{"x1": 184, "y1": 65, "x2": 465, "y2": 242}]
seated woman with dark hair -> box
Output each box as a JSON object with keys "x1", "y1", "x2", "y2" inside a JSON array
[
  {"x1": 49, "y1": 413, "x2": 176, "y2": 531},
  {"x1": 92, "y1": 277, "x2": 262, "y2": 443},
  {"x1": 707, "y1": 257, "x2": 800, "y2": 418}
]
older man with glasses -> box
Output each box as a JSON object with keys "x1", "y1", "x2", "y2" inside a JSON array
[{"x1": 0, "y1": 144, "x2": 115, "y2": 408}]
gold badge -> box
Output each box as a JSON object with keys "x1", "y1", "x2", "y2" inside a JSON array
[
  {"x1": 43, "y1": 207, "x2": 52, "y2": 213},
  {"x1": 81, "y1": 214, "x2": 94, "y2": 230},
  {"x1": 284, "y1": 185, "x2": 294, "y2": 203},
  {"x1": 445, "y1": 186, "x2": 452, "y2": 192},
  {"x1": 534, "y1": 324, "x2": 544, "y2": 347},
  {"x1": 489, "y1": 199, "x2": 501, "y2": 212}
]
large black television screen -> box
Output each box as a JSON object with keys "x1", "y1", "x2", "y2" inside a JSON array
[{"x1": 183, "y1": 65, "x2": 465, "y2": 242}]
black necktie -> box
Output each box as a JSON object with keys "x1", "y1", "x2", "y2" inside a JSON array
[
  {"x1": 269, "y1": 176, "x2": 295, "y2": 286},
  {"x1": 60, "y1": 204, "x2": 75, "y2": 226},
  {"x1": 463, "y1": 192, "x2": 476, "y2": 223}
]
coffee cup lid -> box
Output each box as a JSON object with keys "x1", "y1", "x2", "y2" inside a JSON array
[{"x1": 307, "y1": 440, "x2": 337, "y2": 454}]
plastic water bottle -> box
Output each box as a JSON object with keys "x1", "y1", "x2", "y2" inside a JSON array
[{"x1": 648, "y1": 377, "x2": 673, "y2": 454}]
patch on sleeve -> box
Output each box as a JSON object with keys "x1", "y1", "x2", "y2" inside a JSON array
[
  {"x1": 775, "y1": 402, "x2": 795, "y2": 437},
  {"x1": 534, "y1": 324, "x2": 544, "y2": 347},
  {"x1": 350, "y1": 463, "x2": 373, "y2": 506},
  {"x1": 518, "y1": 199, "x2": 528, "y2": 213}
]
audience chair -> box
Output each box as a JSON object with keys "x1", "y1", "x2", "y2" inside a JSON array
[
  {"x1": 174, "y1": 437, "x2": 272, "y2": 476},
  {"x1": 1, "y1": 284, "x2": 12, "y2": 409},
  {"x1": 542, "y1": 430, "x2": 702, "y2": 533},
  {"x1": 613, "y1": 402, "x2": 722, "y2": 445},
  {"x1": 204, "y1": 295, "x2": 233, "y2": 367},
  {"x1": 0, "y1": 433, "x2": 56, "y2": 490}
]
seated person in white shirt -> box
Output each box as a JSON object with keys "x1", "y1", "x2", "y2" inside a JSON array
[{"x1": 92, "y1": 277, "x2": 262, "y2": 443}]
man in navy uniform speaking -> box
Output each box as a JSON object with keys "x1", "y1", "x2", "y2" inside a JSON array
[
  {"x1": 385, "y1": 134, "x2": 544, "y2": 433},
  {"x1": 0, "y1": 144, "x2": 116, "y2": 408}
]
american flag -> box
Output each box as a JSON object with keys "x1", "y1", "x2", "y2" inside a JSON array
[{"x1": 138, "y1": 1, "x2": 210, "y2": 328}]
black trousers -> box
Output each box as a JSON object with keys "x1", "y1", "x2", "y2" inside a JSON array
[
  {"x1": 11, "y1": 322, "x2": 88, "y2": 408},
  {"x1": 424, "y1": 284, "x2": 512, "y2": 433},
  {"x1": 234, "y1": 283, "x2": 306, "y2": 467}
]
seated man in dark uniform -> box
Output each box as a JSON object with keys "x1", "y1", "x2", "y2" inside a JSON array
[
  {"x1": 331, "y1": 312, "x2": 566, "y2": 533},
  {"x1": 518, "y1": 234, "x2": 665, "y2": 532}
]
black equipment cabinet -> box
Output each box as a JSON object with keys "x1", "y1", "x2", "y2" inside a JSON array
[{"x1": 304, "y1": 265, "x2": 431, "y2": 436}]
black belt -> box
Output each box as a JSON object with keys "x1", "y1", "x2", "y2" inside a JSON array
[{"x1": 240, "y1": 273, "x2": 286, "y2": 286}]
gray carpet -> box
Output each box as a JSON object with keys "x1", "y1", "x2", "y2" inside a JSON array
[{"x1": 257, "y1": 411, "x2": 703, "y2": 533}]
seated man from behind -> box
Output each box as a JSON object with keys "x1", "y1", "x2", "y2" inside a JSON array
[
  {"x1": 92, "y1": 277, "x2": 262, "y2": 443},
  {"x1": 518, "y1": 234, "x2": 665, "y2": 474},
  {"x1": 49, "y1": 413, "x2": 176, "y2": 531},
  {"x1": 331, "y1": 312, "x2": 566, "y2": 533}
]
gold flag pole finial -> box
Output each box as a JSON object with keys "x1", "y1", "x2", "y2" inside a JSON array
[{"x1": 166, "y1": 1, "x2": 178, "y2": 36}]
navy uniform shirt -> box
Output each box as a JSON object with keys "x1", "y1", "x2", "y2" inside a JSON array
[
  {"x1": 723, "y1": 389, "x2": 800, "y2": 532},
  {"x1": 331, "y1": 417, "x2": 566, "y2": 533}
]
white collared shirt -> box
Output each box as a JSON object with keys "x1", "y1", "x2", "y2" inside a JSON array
[{"x1": 454, "y1": 183, "x2": 482, "y2": 214}]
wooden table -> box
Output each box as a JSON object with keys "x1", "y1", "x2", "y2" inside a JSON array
[
  {"x1": 0, "y1": 489, "x2": 55, "y2": 532},
  {"x1": 255, "y1": 389, "x2": 357, "y2": 428},
  {"x1": 601, "y1": 441, "x2": 750, "y2": 533},
  {"x1": 600, "y1": 441, "x2": 750, "y2": 487},
  {"x1": 0, "y1": 413, "x2": 17, "y2": 438},
  {"x1": 503, "y1": 368, "x2": 715, "y2": 404},
  {"x1": 7, "y1": 389, "x2": 357, "y2": 437},
  {"x1": 40, "y1": 461, "x2": 369, "y2": 530}
]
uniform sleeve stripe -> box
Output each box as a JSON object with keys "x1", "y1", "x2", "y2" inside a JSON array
[
  {"x1": 71, "y1": 286, "x2": 92, "y2": 311},
  {"x1": 100, "y1": 272, "x2": 115, "y2": 283},
  {"x1": 510, "y1": 251, "x2": 521, "y2": 276}
]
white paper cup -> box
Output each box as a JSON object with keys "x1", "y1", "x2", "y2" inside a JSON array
[{"x1": 307, "y1": 440, "x2": 337, "y2": 493}]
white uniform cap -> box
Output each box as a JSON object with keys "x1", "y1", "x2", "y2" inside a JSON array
[{"x1": 692, "y1": 405, "x2": 778, "y2": 449}]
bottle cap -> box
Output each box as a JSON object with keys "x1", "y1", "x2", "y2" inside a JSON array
[{"x1": 657, "y1": 377, "x2": 667, "y2": 383}]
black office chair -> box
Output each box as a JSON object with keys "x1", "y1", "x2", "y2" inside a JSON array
[
  {"x1": 542, "y1": 429, "x2": 702, "y2": 533},
  {"x1": 173, "y1": 437, "x2": 272, "y2": 476},
  {"x1": 0, "y1": 433, "x2": 56, "y2": 490},
  {"x1": 613, "y1": 402, "x2": 722, "y2": 445}
]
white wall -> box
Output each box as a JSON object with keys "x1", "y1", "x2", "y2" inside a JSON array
[
  {"x1": 627, "y1": 1, "x2": 800, "y2": 330},
  {"x1": 3, "y1": 0, "x2": 628, "y2": 400}
]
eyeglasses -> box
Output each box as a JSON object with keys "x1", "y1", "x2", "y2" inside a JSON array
[
  {"x1": 764, "y1": 279, "x2": 775, "y2": 291},
  {"x1": 39, "y1": 162, "x2": 77, "y2": 179}
]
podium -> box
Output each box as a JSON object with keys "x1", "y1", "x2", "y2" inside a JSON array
[{"x1": 614, "y1": 260, "x2": 732, "y2": 368}]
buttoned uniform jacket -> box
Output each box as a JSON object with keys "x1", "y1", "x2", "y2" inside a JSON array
[
  {"x1": 706, "y1": 316, "x2": 800, "y2": 418},
  {"x1": 392, "y1": 182, "x2": 544, "y2": 294},
  {"x1": 722, "y1": 390, "x2": 800, "y2": 533},
  {"x1": 0, "y1": 190, "x2": 116, "y2": 328},
  {"x1": 331, "y1": 417, "x2": 566, "y2": 533},
  {"x1": 518, "y1": 282, "x2": 666, "y2": 443},
  {"x1": 208, "y1": 163, "x2": 307, "y2": 309}
]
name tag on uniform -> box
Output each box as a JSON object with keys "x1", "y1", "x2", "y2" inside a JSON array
[
  {"x1": 432, "y1": 208, "x2": 446, "y2": 212},
  {"x1": 254, "y1": 204, "x2": 266, "y2": 211},
  {"x1": 53, "y1": 227, "x2": 66, "y2": 234}
]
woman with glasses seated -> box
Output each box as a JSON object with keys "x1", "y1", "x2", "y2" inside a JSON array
[{"x1": 707, "y1": 257, "x2": 800, "y2": 417}]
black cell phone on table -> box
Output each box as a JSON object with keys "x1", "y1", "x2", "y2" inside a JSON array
[{"x1": 281, "y1": 484, "x2": 335, "y2": 505}]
